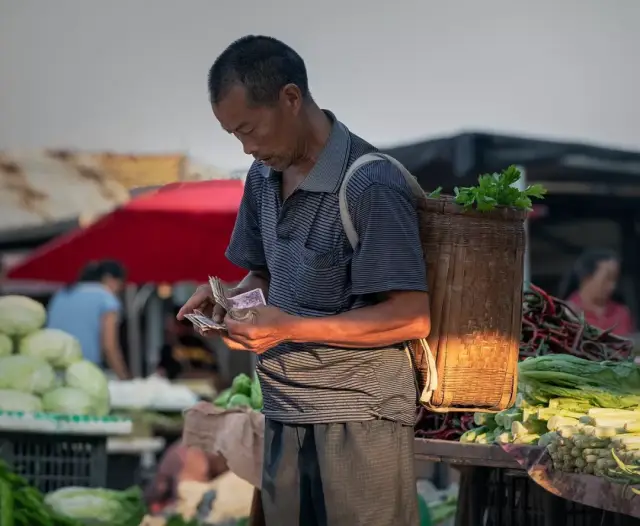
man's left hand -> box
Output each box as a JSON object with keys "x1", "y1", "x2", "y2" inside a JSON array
[{"x1": 222, "y1": 305, "x2": 295, "y2": 354}]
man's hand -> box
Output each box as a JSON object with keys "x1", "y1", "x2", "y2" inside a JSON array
[
  {"x1": 177, "y1": 284, "x2": 227, "y2": 323},
  {"x1": 222, "y1": 305, "x2": 294, "y2": 354},
  {"x1": 178, "y1": 272, "x2": 269, "y2": 325}
]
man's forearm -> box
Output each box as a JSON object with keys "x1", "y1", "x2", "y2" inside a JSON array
[
  {"x1": 287, "y1": 291, "x2": 430, "y2": 348},
  {"x1": 104, "y1": 346, "x2": 130, "y2": 380},
  {"x1": 233, "y1": 270, "x2": 270, "y2": 297}
]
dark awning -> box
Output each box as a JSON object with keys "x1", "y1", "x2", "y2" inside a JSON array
[{"x1": 382, "y1": 132, "x2": 640, "y2": 195}]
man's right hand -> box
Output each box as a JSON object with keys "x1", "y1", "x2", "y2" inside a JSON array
[{"x1": 177, "y1": 284, "x2": 228, "y2": 323}]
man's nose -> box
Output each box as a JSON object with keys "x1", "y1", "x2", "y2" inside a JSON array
[{"x1": 242, "y1": 140, "x2": 258, "y2": 157}]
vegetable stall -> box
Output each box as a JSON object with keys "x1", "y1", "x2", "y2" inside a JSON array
[
  {"x1": 0, "y1": 296, "x2": 133, "y2": 487},
  {"x1": 413, "y1": 286, "x2": 640, "y2": 525}
]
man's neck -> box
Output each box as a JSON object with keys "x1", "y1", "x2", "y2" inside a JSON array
[{"x1": 290, "y1": 104, "x2": 332, "y2": 173}]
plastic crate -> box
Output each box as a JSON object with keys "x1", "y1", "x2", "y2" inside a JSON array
[
  {"x1": 0, "y1": 431, "x2": 107, "y2": 492},
  {"x1": 458, "y1": 467, "x2": 640, "y2": 526}
]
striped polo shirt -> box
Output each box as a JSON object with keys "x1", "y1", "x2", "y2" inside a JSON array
[{"x1": 225, "y1": 112, "x2": 428, "y2": 426}]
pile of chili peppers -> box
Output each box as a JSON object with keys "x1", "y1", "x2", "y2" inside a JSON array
[
  {"x1": 520, "y1": 284, "x2": 633, "y2": 361},
  {"x1": 414, "y1": 284, "x2": 635, "y2": 440},
  {"x1": 414, "y1": 410, "x2": 474, "y2": 440}
]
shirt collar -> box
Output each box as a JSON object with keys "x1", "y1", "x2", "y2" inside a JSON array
[{"x1": 263, "y1": 110, "x2": 351, "y2": 194}]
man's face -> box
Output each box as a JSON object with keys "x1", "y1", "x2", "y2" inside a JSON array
[{"x1": 212, "y1": 84, "x2": 302, "y2": 171}]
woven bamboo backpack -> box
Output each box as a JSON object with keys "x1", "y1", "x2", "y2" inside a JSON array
[{"x1": 339, "y1": 153, "x2": 526, "y2": 413}]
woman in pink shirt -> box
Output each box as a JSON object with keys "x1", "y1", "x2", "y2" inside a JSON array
[{"x1": 560, "y1": 249, "x2": 634, "y2": 336}]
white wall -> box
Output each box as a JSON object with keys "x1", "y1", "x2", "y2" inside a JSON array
[{"x1": 1, "y1": 0, "x2": 638, "y2": 171}]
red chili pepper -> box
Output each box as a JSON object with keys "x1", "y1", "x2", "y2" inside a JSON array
[
  {"x1": 416, "y1": 421, "x2": 451, "y2": 437},
  {"x1": 548, "y1": 336, "x2": 572, "y2": 350},
  {"x1": 530, "y1": 284, "x2": 557, "y2": 316},
  {"x1": 547, "y1": 328, "x2": 568, "y2": 337},
  {"x1": 459, "y1": 414, "x2": 472, "y2": 431}
]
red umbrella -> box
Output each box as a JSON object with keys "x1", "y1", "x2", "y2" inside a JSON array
[{"x1": 7, "y1": 179, "x2": 247, "y2": 284}]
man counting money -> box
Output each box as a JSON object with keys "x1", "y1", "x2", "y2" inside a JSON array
[{"x1": 178, "y1": 35, "x2": 431, "y2": 526}]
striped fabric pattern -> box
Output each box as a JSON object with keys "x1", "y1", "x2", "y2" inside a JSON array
[
  {"x1": 261, "y1": 419, "x2": 420, "y2": 526},
  {"x1": 225, "y1": 112, "x2": 428, "y2": 426}
]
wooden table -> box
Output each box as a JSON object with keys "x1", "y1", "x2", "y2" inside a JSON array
[
  {"x1": 414, "y1": 439, "x2": 574, "y2": 526},
  {"x1": 414, "y1": 438, "x2": 522, "y2": 478}
]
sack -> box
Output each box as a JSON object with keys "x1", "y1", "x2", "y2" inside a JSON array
[
  {"x1": 182, "y1": 403, "x2": 265, "y2": 488},
  {"x1": 339, "y1": 153, "x2": 524, "y2": 413}
]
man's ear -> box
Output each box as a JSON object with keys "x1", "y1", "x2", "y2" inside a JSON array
[{"x1": 280, "y1": 84, "x2": 304, "y2": 115}]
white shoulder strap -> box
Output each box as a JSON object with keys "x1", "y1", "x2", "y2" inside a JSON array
[{"x1": 338, "y1": 152, "x2": 424, "y2": 249}]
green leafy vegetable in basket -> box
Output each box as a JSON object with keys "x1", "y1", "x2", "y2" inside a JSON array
[
  {"x1": 250, "y1": 374, "x2": 263, "y2": 410},
  {"x1": 0, "y1": 460, "x2": 84, "y2": 526},
  {"x1": 453, "y1": 165, "x2": 547, "y2": 211},
  {"x1": 214, "y1": 387, "x2": 233, "y2": 407},
  {"x1": 214, "y1": 373, "x2": 263, "y2": 411},
  {"x1": 231, "y1": 373, "x2": 252, "y2": 397},
  {"x1": 227, "y1": 393, "x2": 253, "y2": 409}
]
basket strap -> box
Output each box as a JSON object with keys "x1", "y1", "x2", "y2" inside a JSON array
[
  {"x1": 338, "y1": 152, "x2": 424, "y2": 250},
  {"x1": 339, "y1": 153, "x2": 437, "y2": 402}
]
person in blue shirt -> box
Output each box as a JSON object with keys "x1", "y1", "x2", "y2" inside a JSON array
[{"x1": 47, "y1": 260, "x2": 130, "y2": 380}]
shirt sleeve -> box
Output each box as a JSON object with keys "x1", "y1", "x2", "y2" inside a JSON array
[
  {"x1": 225, "y1": 167, "x2": 267, "y2": 271},
  {"x1": 100, "y1": 290, "x2": 121, "y2": 316},
  {"x1": 348, "y1": 167, "x2": 428, "y2": 296}
]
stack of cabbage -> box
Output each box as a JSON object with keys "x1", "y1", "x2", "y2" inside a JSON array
[
  {"x1": 461, "y1": 354, "x2": 640, "y2": 480},
  {"x1": 0, "y1": 295, "x2": 110, "y2": 417}
]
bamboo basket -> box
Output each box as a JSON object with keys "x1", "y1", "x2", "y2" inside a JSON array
[{"x1": 413, "y1": 196, "x2": 526, "y2": 413}]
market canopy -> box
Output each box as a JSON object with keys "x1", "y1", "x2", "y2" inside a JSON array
[
  {"x1": 7, "y1": 179, "x2": 247, "y2": 284},
  {"x1": 382, "y1": 132, "x2": 640, "y2": 193}
]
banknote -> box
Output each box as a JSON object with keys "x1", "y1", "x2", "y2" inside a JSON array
[
  {"x1": 184, "y1": 277, "x2": 268, "y2": 332},
  {"x1": 208, "y1": 276, "x2": 230, "y2": 312},
  {"x1": 228, "y1": 288, "x2": 266, "y2": 309},
  {"x1": 185, "y1": 310, "x2": 226, "y2": 332},
  {"x1": 207, "y1": 275, "x2": 266, "y2": 323}
]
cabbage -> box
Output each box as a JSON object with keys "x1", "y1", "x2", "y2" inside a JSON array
[
  {"x1": 19, "y1": 328, "x2": 82, "y2": 368},
  {"x1": 45, "y1": 486, "x2": 145, "y2": 525},
  {"x1": 0, "y1": 389, "x2": 42, "y2": 412},
  {"x1": 65, "y1": 360, "x2": 109, "y2": 402},
  {"x1": 0, "y1": 333, "x2": 12, "y2": 357},
  {"x1": 0, "y1": 295, "x2": 46, "y2": 337},
  {"x1": 42, "y1": 387, "x2": 96, "y2": 415},
  {"x1": 0, "y1": 355, "x2": 56, "y2": 394}
]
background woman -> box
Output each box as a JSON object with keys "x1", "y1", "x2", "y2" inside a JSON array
[
  {"x1": 47, "y1": 259, "x2": 131, "y2": 379},
  {"x1": 559, "y1": 249, "x2": 635, "y2": 336}
]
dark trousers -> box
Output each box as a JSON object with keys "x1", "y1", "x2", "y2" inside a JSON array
[{"x1": 261, "y1": 419, "x2": 419, "y2": 526}]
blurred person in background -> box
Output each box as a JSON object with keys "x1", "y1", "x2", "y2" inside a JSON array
[
  {"x1": 47, "y1": 259, "x2": 131, "y2": 379},
  {"x1": 559, "y1": 249, "x2": 634, "y2": 336}
]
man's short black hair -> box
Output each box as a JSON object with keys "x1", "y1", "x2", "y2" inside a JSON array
[{"x1": 208, "y1": 35, "x2": 309, "y2": 106}]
